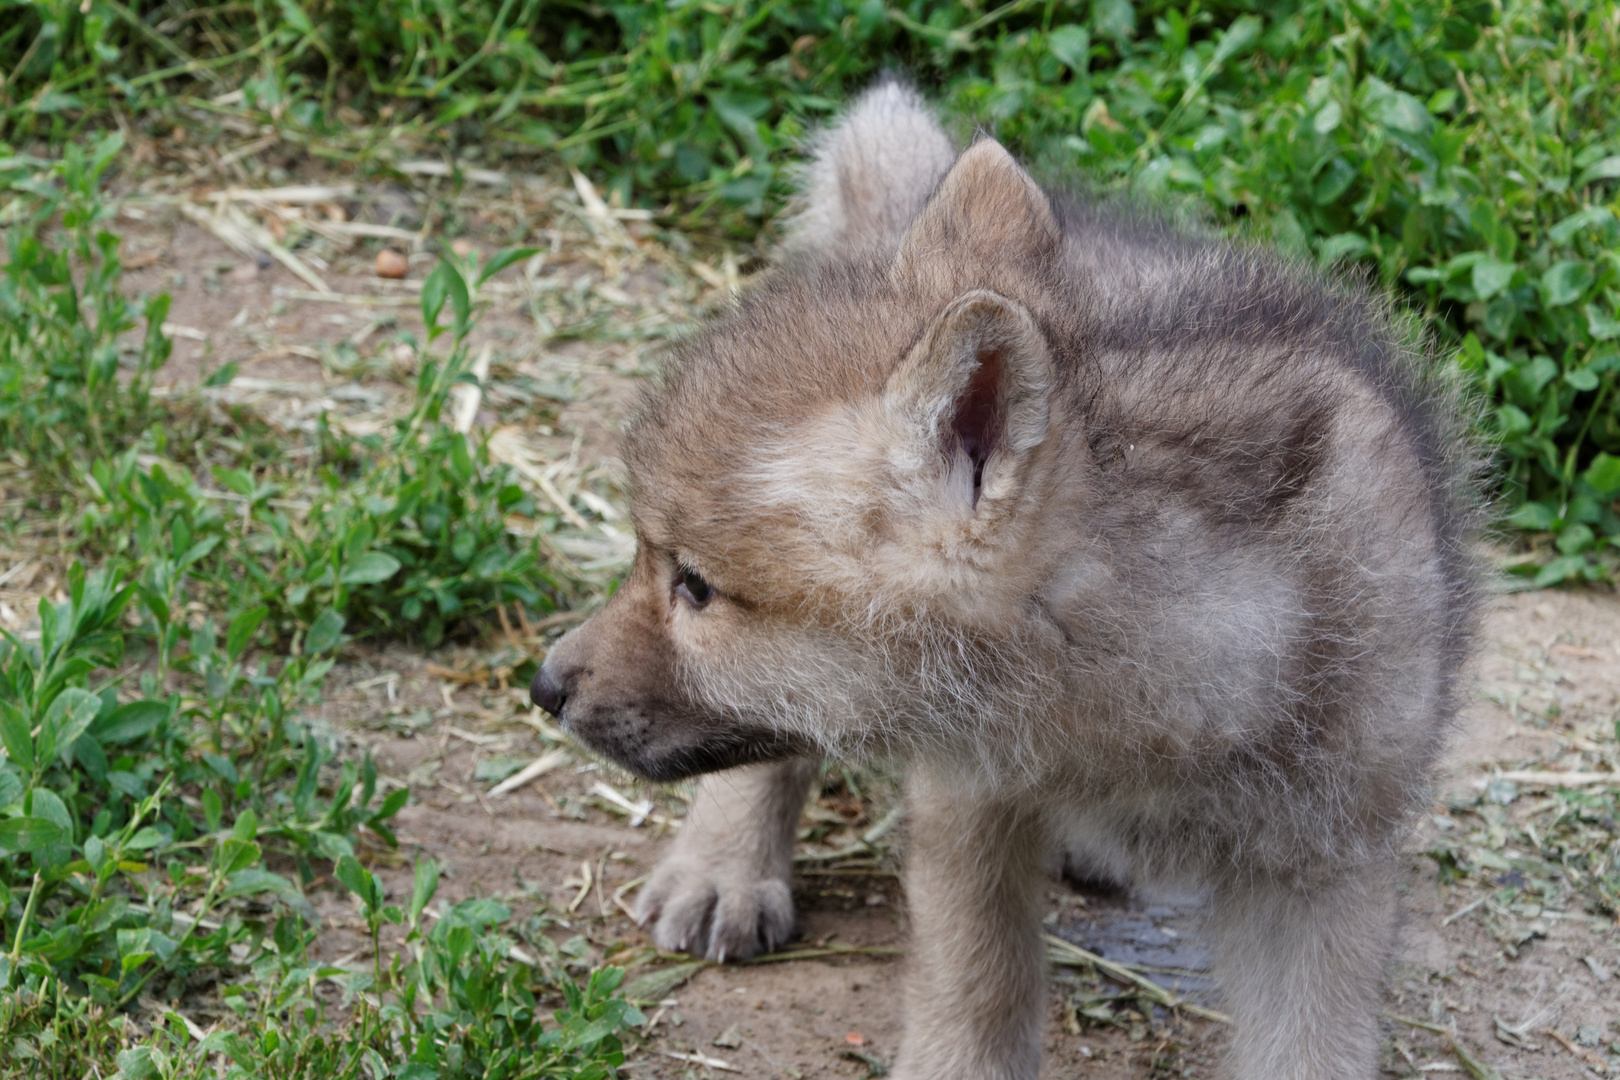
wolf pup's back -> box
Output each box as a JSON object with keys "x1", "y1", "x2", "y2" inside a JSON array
[{"x1": 533, "y1": 79, "x2": 1482, "y2": 1080}]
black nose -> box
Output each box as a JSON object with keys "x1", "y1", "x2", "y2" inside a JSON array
[{"x1": 530, "y1": 664, "x2": 567, "y2": 717}]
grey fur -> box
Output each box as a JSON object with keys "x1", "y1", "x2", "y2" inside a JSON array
[
  {"x1": 536, "y1": 79, "x2": 1483, "y2": 1080},
  {"x1": 783, "y1": 74, "x2": 959, "y2": 253}
]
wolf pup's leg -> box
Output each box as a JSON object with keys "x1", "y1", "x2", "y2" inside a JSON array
[
  {"x1": 635, "y1": 758, "x2": 817, "y2": 961},
  {"x1": 892, "y1": 766, "x2": 1049, "y2": 1080},
  {"x1": 1212, "y1": 865, "x2": 1398, "y2": 1080}
]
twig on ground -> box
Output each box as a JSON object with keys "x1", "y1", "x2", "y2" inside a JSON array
[
  {"x1": 1472, "y1": 770, "x2": 1619, "y2": 789},
  {"x1": 1386, "y1": 1014, "x2": 1508, "y2": 1080},
  {"x1": 488, "y1": 748, "x2": 571, "y2": 796},
  {"x1": 1046, "y1": 934, "x2": 1230, "y2": 1024},
  {"x1": 659, "y1": 1050, "x2": 739, "y2": 1073},
  {"x1": 1442, "y1": 895, "x2": 1489, "y2": 926}
]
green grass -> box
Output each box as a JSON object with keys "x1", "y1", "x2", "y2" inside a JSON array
[
  {"x1": 6, "y1": 0, "x2": 1620, "y2": 579},
  {"x1": 0, "y1": 142, "x2": 641, "y2": 1078}
]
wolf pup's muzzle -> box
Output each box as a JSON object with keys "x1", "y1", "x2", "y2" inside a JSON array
[{"x1": 530, "y1": 663, "x2": 566, "y2": 718}]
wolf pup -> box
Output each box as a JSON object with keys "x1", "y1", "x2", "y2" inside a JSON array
[{"x1": 532, "y1": 78, "x2": 1479, "y2": 1080}]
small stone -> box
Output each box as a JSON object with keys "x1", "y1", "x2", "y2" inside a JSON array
[
  {"x1": 228, "y1": 262, "x2": 259, "y2": 284},
  {"x1": 376, "y1": 248, "x2": 408, "y2": 279},
  {"x1": 713, "y1": 1024, "x2": 743, "y2": 1048},
  {"x1": 1583, "y1": 955, "x2": 1612, "y2": 982}
]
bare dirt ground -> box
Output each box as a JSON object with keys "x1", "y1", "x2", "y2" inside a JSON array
[{"x1": 56, "y1": 157, "x2": 1620, "y2": 1078}]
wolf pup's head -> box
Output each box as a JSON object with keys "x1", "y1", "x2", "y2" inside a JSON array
[{"x1": 532, "y1": 82, "x2": 1082, "y2": 781}]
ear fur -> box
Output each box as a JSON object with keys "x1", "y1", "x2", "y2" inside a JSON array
[
  {"x1": 893, "y1": 138, "x2": 1060, "y2": 288},
  {"x1": 885, "y1": 290, "x2": 1052, "y2": 515}
]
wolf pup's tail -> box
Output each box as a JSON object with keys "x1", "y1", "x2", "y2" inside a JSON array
[{"x1": 785, "y1": 74, "x2": 957, "y2": 256}]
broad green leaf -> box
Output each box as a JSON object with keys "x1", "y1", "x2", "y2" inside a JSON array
[
  {"x1": 1211, "y1": 16, "x2": 1262, "y2": 66},
  {"x1": 1550, "y1": 206, "x2": 1614, "y2": 245},
  {"x1": 1313, "y1": 100, "x2": 1342, "y2": 134},
  {"x1": 203, "y1": 360, "x2": 239, "y2": 388},
  {"x1": 91, "y1": 700, "x2": 169, "y2": 744},
  {"x1": 0, "y1": 702, "x2": 35, "y2": 772},
  {"x1": 1576, "y1": 156, "x2": 1620, "y2": 185},
  {"x1": 422, "y1": 261, "x2": 453, "y2": 328},
  {"x1": 1588, "y1": 303, "x2": 1620, "y2": 340},
  {"x1": 334, "y1": 854, "x2": 379, "y2": 910},
  {"x1": 31, "y1": 91, "x2": 85, "y2": 115},
  {"x1": 1566, "y1": 367, "x2": 1600, "y2": 391},
  {"x1": 376, "y1": 786, "x2": 410, "y2": 819},
  {"x1": 411, "y1": 858, "x2": 440, "y2": 924},
  {"x1": 84, "y1": 834, "x2": 108, "y2": 874},
  {"x1": 117, "y1": 927, "x2": 151, "y2": 960},
  {"x1": 1318, "y1": 232, "x2": 1368, "y2": 264},
  {"x1": 220, "y1": 868, "x2": 298, "y2": 901},
  {"x1": 225, "y1": 605, "x2": 269, "y2": 660},
  {"x1": 211, "y1": 466, "x2": 254, "y2": 497},
  {"x1": 1472, "y1": 258, "x2": 1517, "y2": 299},
  {"x1": 339, "y1": 552, "x2": 402, "y2": 585},
  {"x1": 305, "y1": 608, "x2": 346, "y2": 654},
  {"x1": 1582, "y1": 452, "x2": 1620, "y2": 495},
  {"x1": 46, "y1": 688, "x2": 102, "y2": 763},
  {"x1": 421, "y1": 260, "x2": 469, "y2": 332},
  {"x1": 198, "y1": 1031, "x2": 256, "y2": 1068},
  {"x1": 1534, "y1": 554, "x2": 1588, "y2": 587},
  {"x1": 0, "y1": 768, "x2": 21, "y2": 809},
  {"x1": 218, "y1": 837, "x2": 261, "y2": 876},
  {"x1": 1556, "y1": 523, "x2": 1595, "y2": 555},
  {"x1": 1313, "y1": 158, "x2": 1356, "y2": 205},
  {"x1": 29, "y1": 786, "x2": 70, "y2": 827},
  {"x1": 1093, "y1": 0, "x2": 1135, "y2": 42},
  {"x1": 1363, "y1": 77, "x2": 1432, "y2": 134},
  {"x1": 476, "y1": 246, "x2": 540, "y2": 287},
  {"x1": 0, "y1": 817, "x2": 65, "y2": 852},
  {"x1": 116, "y1": 1047, "x2": 160, "y2": 1080},
  {"x1": 126, "y1": 825, "x2": 168, "y2": 850},
  {"x1": 1541, "y1": 260, "x2": 1593, "y2": 307},
  {"x1": 1506, "y1": 501, "x2": 1558, "y2": 530},
  {"x1": 201, "y1": 788, "x2": 223, "y2": 833},
  {"x1": 712, "y1": 92, "x2": 771, "y2": 149},
  {"x1": 178, "y1": 536, "x2": 221, "y2": 568},
  {"x1": 25, "y1": 789, "x2": 72, "y2": 865},
  {"x1": 275, "y1": 0, "x2": 314, "y2": 35},
  {"x1": 1048, "y1": 25, "x2": 1090, "y2": 73}
]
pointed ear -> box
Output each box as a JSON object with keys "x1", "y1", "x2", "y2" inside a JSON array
[
  {"x1": 893, "y1": 138, "x2": 1059, "y2": 286},
  {"x1": 884, "y1": 290, "x2": 1052, "y2": 514}
]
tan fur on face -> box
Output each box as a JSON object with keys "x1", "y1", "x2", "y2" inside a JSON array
[
  {"x1": 537, "y1": 78, "x2": 1481, "y2": 1080},
  {"x1": 744, "y1": 290, "x2": 1058, "y2": 627}
]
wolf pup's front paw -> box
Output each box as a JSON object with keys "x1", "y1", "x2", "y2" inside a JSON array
[{"x1": 635, "y1": 853, "x2": 795, "y2": 962}]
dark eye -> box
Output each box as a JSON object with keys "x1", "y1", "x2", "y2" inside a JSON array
[{"x1": 675, "y1": 567, "x2": 714, "y2": 608}]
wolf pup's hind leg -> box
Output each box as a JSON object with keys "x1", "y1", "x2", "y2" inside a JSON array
[
  {"x1": 1212, "y1": 865, "x2": 1399, "y2": 1080},
  {"x1": 635, "y1": 758, "x2": 818, "y2": 961}
]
